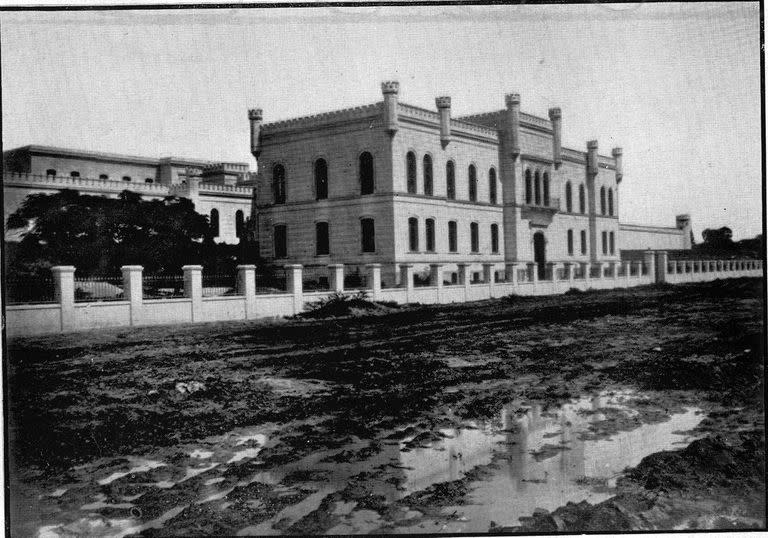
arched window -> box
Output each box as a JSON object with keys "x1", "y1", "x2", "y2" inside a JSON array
[
  {"x1": 145, "y1": 178, "x2": 154, "y2": 183},
  {"x1": 567, "y1": 229, "x2": 574, "y2": 255},
  {"x1": 468, "y1": 164, "x2": 477, "y2": 202},
  {"x1": 70, "y1": 171, "x2": 80, "y2": 178},
  {"x1": 580, "y1": 229, "x2": 587, "y2": 254},
  {"x1": 446, "y1": 161, "x2": 456, "y2": 199},
  {"x1": 99, "y1": 174, "x2": 109, "y2": 180},
  {"x1": 579, "y1": 184, "x2": 586, "y2": 214},
  {"x1": 602, "y1": 230, "x2": 608, "y2": 255},
  {"x1": 489, "y1": 168, "x2": 497, "y2": 204},
  {"x1": 600, "y1": 186, "x2": 606, "y2": 215},
  {"x1": 46, "y1": 169, "x2": 56, "y2": 176},
  {"x1": 425, "y1": 218, "x2": 435, "y2": 252},
  {"x1": 272, "y1": 164, "x2": 286, "y2": 204},
  {"x1": 609, "y1": 231, "x2": 615, "y2": 254},
  {"x1": 423, "y1": 155, "x2": 433, "y2": 196},
  {"x1": 314, "y1": 158, "x2": 328, "y2": 200},
  {"x1": 274, "y1": 224, "x2": 287, "y2": 258},
  {"x1": 315, "y1": 222, "x2": 329, "y2": 255},
  {"x1": 235, "y1": 210, "x2": 244, "y2": 238},
  {"x1": 491, "y1": 223, "x2": 499, "y2": 253},
  {"x1": 565, "y1": 182, "x2": 573, "y2": 212},
  {"x1": 525, "y1": 169, "x2": 533, "y2": 205},
  {"x1": 543, "y1": 172, "x2": 550, "y2": 206},
  {"x1": 406, "y1": 151, "x2": 417, "y2": 194},
  {"x1": 534, "y1": 170, "x2": 542, "y2": 205},
  {"x1": 470, "y1": 222, "x2": 479, "y2": 253},
  {"x1": 209, "y1": 208, "x2": 220, "y2": 237},
  {"x1": 408, "y1": 217, "x2": 419, "y2": 252},
  {"x1": 447, "y1": 221, "x2": 458, "y2": 253},
  {"x1": 608, "y1": 188, "x2": 614, "y2": 216},
  {"x1": 361, "y1": 218, "x2": 375, "y2": 253},
  {"x1": 123, "y1": 176, "x2": 131, "y2": 182},
  {"x1": 359, "y1": 152, "x2": 374, "y2": 195}
]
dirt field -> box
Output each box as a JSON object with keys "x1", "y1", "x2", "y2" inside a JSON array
[{"x1": 5, "y1": 278, "x2": 766, "y2": 535}]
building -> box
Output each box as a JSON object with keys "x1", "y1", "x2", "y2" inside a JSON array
[
  {"x1": 2, "y1": 145, "x2": 255, "y2": 244},
  {"x1": 247, "y1": 81, "x2": 690, "y2": 285}
]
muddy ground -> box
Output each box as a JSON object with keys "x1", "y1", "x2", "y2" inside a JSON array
[{"x1": 5, "y1": 278, "x2": 766, "y2": 535}]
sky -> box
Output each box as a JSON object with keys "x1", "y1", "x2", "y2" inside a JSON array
[{"x1": 0, "y1": 3, "x2": 762, "y2": 240}]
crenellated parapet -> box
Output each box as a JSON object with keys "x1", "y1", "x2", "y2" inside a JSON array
[{"x1": 259, "y1": 103, "x2": 383, "y2": 135}]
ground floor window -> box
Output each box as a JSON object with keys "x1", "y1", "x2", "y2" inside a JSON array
[
  {"x1": 448, "y1": 221, "x2": 457, "y2": 253},
  {"x1": 491, "y1": 223, "x2": 499, "y2": 253},
  {"x1": 425, "y1": 218, "x2": 435, "y2": 252},
  {"x1": 361, "y1": 218, "x2": 375, "y2": 253},
  {"x1": 408, "y1": 217, "x2": 419, "y2": 252},
  {"x1": 274, "y1": 224, "x2": 287, "y2": 258},
  {"x1": 609, "y1": 231, "x2": 615, "y2": 255},
  {"x1": 316, "y1": 222, "x2": 329, "y2": 255},
  {"x1": 567, "y1": 229, "x2": 574, "y2": 255},
  {"x1": 470, "y1": 222, "x2": 479, "y2": 253},
  {"x1": 581, "y1": 230, "x2": 587, "y2": 255},
  {"x1": 602, "y1": 231, "x2": 608, "y2": 255}
]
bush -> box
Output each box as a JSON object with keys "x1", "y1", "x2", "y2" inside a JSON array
[{"x1": 301, "y1": 291, "x2": 399, "y2": 318}]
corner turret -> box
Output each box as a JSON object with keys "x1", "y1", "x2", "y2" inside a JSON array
[
  {"x1": 435, "y1": 96, "x2": 451, "y2": 148},
  {"x1": 381, "y1": 81, "x2": 400, "y2": 136},
  {"x1": 504, "y1": 93, "x2": 521, "y2": 158},
  {"x1": 248, "y1": 108, "x2": 263, "y2": 164}
]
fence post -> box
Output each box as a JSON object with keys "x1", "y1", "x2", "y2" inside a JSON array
[
  {"x1": 182, "y1": 265, "x2": 203, "y2": 322},
  {"x1": 655, "y1": 251, "x2": 668, "y2": 284},
  {"x1": 399, "y1": 264, "x2": 414, "y2": 303},
  {"x1": 431, "y1": 263, "x2": 444, "y2": 302},
  {"x1": 624, "y1": 261, "x2": 631, "y2": 285},
  {"x1": 565, "y1": 262, "x2": 574, "y2": 285},
  {"x1": 52, "y1": 266, "x2": 76, "y2": 332},
  {"x1": 285, "y1": 264, "x2": 303, "y2": 314},
  {"x1": 237, "y1": 265, "x2": 256, "y2": 319},
  {"x1": 581, "y1": 262, "x2": 591, "y2": 287},
  {"x1": 481, "y1": 263, "x2": 494, "y2": 298},
  {"x1": 458, "y1": 263, "x2": 470, "y2": 301},
  {"x1": 121, "y1": 265, "x2": 144, "y2": 326},
  {"x1": 366, "y1": 263, "x2": 382, "y2": 301},
  {"x1": 528, "y1": 263, "x2": 539, "y2": 292},
  {"x1": 327, "y1": 264, "x2": 345, "y2": 293}
]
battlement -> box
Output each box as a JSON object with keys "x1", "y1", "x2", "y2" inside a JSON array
[
  {"x1": 260, "y1": 103, "x2": 383, "y2": 134},
  {"x1": 202, "y1": 162, "x2": 249, "y2": 174},
  {"x1": 398, "y1": 103, "x2": 498, "y2": 139},
  {"x1": 198, "y1": 182, "x2": 254, "y2": 196},
  {"x1": 456, "y1": 110, "x2": 553, "y2": 132}
]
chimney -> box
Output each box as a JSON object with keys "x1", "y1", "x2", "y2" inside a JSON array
[
  {"x1": 548, "y1": 107, "x2": 562, "y2": 169},
  {"x1": 505, "y1": 93, "x2": 521, "y2": 158},
  {"x1": 612, "y1": 147, "x2": 623, "y2": 183},
  {"x1": 587, "y1": 140, "x2": 599, "y2": 176},
  {"x1": 381, "y1": 81, "x2": 400, "y2": 135},
  {"x1": 248, "y1": 108, "x2": 263, "y2": 163},
  {"x1": 435, "y1": 96, "x2": 451, "y2": 148}
]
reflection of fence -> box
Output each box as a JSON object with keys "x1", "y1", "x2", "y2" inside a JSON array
[
  {"x1": 5, "y1": 275, "x2": 56, "y2": 304},
  {"x1": 143, "y1": 274, "x2": 184, "y2": 299},
  {"x1": 202, "y1": 273, "x2": 238, "y2": 297},
  {"x1": 75, "y1": 275, "x2": 124, "y2": 302}
]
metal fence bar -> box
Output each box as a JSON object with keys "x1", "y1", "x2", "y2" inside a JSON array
[
  {"x1": 343, "y1": 265, "x2": 369, "y2": 290},
  {"x1": 74, "y1": 275, "x2": 124, "y2": 302},
  {"x1": 202, "y1": 273, "x2": 239, "y2": 297},
  {"x1": 254, "y1": 267, "x2": 287, "y2": 294},
  {"x1": 143, "y1": 274, "x2": 185, "y2": 299},
  {"x1": 302, "y1": 265, "x2": 331, "y2": 291},
  {"x1": 5, "y1": 275, "x2": 56, "y2": 305}
]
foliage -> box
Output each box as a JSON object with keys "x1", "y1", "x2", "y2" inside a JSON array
[
  {"x1": 301, "y1": 291, "x2": 398, "y2": 318},
  {"x1": 695, "y1": 227, "x2": 763, "y2": 258}
]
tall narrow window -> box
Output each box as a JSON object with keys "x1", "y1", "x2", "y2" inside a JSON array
[
  {"x1": 425, "y1": 218, "x2": 435, "y2": 252},
  {"x1": 608, "y1": 188, "x2": 614, "y2": 216},
  {"x1": 579, "y1": 184, "x2": 586, "y2": 213},
  {"x1": 360, "y1": 152, "x2": 374, "y2": 195},
  {"x1": 99, "y1": 174, "x2": 109, "y2": 180},
  {"x1": 565, "y1": 182, "x2": 573, "y2": 212},
  {"x1": 567, "y1": 229, "x2": 574, "y2": 255},
  {"x1": 581, "y1": 229, "x2": 587, "y2": 255},
  {"x1": 406, "y1": 151, "x2": 417, "y2": 194},
  {"x1": 46, "y1": 169, "x2": 56, "y2": 176},
  {"x1": 600, "y1": 187, "x2": 606, "y2": 215},
  {"x1": 361, "y1": 218, "x2": 375, "y2": 253},
  {"x1": 448, "y1": 221, "x2": 458, "y2": 252},
  {"x1": 446, "y1": 160, "x2": 456, "y2": 200},
  {"x1": 315, "y1": 222, "x2": 329, "y2": 255},
  {"x1": 609, "y1": 231, "x2": 615, "y2": 255},
  {"x1": 423, "y1": 155, "x2": 433, "y2": 196},
  {"x1": 491, "y1": 223, "x2": 499, "y2": 253},
  {"x1": 314, "y1": 158, "x2": 328, "y2": 200},
  {"x1": 470, "y1": 222, "x2": 479, "y2": 253},
  {"x1": 70, "y1": 171, "x2": 80, "y2": 178},
  {"x1": 123, "y1": 176, "x2": 131, "y2": 182},
  {"x1": 525, "y1": 169, "x2": 533, "y2": 204},
  {"x1": 145, "y1": 178, "x2": 154, "y2": 184},
  {"x1": 273, "y1": 164, "x2": 286, "y2": 204},
  {"x1": 543, "y1": 172, "x2": 550, "y2": 206},
  {"x1": 274, "y1": 225, "x2": 287, "y2": 258},
  {"x1": 489, "y1": 168, "x2": 497, "y2": 204},
  {"x1": 235, "y1": 210, "x2": 244, "y2": 238},
  {"x1": 534, "y1": 170, "x2": 542, "y2": 205},
  {"x1": 210, "y1": 208, "x2": 220, "y2": 237},
  {"x1": 468, "y1": 164, "x2": 477, "y2": 202},
  {"x1": 602, "y1": 231, "x2": 608, "y2": 255},
  {"x1": 408, "y1": 217, "x2": 419, "y2": 252}
]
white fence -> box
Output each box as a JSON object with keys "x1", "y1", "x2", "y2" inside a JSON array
[{"x1": 5, "y1": 252, "x2": 763, "y2": 337}]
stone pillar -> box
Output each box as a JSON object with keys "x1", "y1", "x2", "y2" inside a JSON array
[
  {"x1": 52, "y1": 266, "x2": 76, "y2": 332},
  {"x1": 634, "y1": 261, "x2": 643, "y2": 279},
  {"x1": 482, "y1": 263, "x2": 495, "y2": 297},
  {"x1": 695, "y1": 260, "x2": 703, "y2": 275},
  {"x1": 565, "y1": 262, "x2": 575, "y2": 284},
  {"x1": 237, "y1": 265, "x2": 256, "y2": 319},
  {"x1": 400, "y1": 264, "x2": 414, "y2": 303},
  {"x1": 431, "y1": 263, "x2": 444, "y2": 302},
  {"x1": 182, "y1": 265, "x2": 203, "y2": 322},
  {"x1": 655, "y1": 251, "x2": 668, "y2": 284},
  {"x1": 458, "y1": 263, "x2": 471, "y2": 300},
  {"x1": 528, "y1": 263, "x2": 539, "y2": 287},
  {"x1": 328, "y1": 264, "x2": 344, "y2": 293},
  {"x1": 643, "y1": 251, "x2": 656, "y2": 281},
  {"x1": 581, "y1": 262, "x2": 591, "y2": 285},
  {"x1": 121, "y1": 265, "x2": 144, "y2": 326},
  {"x1": 366, "y1": 263, "x2": 382, "y2": 301},
  {"x1": 285, "y1": 264, "x2": 303, "y2": 314},
  {"x1": 545, "y1": 262, "x2": 557, "y2": 281},
  {"x1": 624, "y1": 262, "x2": 632, "y2": 285},
  {"x1": 610, "y1": 261, "x2": 619, "y2": 280}
]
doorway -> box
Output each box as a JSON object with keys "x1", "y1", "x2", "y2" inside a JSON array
[{"x1": 533, "y1": 231, "x2": 546, "y2": 280}]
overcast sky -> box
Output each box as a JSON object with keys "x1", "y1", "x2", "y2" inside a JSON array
[{"x1": 1, "y1": 3, "x2": 762, "y2": 240}]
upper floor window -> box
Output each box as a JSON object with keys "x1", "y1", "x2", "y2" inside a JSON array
[
  {"x1": 446, "y1": 160, "x2": 456, "y2": 200},
  {"x1": 314, "y1": 158, "x2": 328, "y2": 200},
  {"x1": 567, "y1": 229, "x2": 574, "y2": 255},
  {"x1": 489, "y1": 168, "x2": 497, "y2": 205},
  {"x1": 99, "y1": 174, "x2": 109, "y2": 180},
  {"x1": 581, "y1": 229, "x2": 587, "y2": 254},
  {"x1": 274, "y1": 224, "x2": 287, "y2": 258},
  {"x1": 609, "y1": 231, "x2": 615, "y2": 255},
  {"x1": 406, "y1": 151, "x2": 417, "y2": 194},
  {"x1": 470, "y1": 222, "x2": 479, "y2": 253},
  {"x1": 608, "y1": 188, "x2": 614, "y2": 216},
  {"x1": 425, "y1": 218, "x2": 435, "y2": 252},
  {"x1": 491, "y1": 223, "x2": 499, "y2": 253},
  {"x1": 423, "y1": 155, "x2": 433, "y2": 196},
  {"x1": 543, "y1": 172, "x2": 550, "y2": 206},
  {"x1": 46, "y1": 169, "x2": 56, "y2": 176},
  {"x1": 70, "y1": 171, "x2": 80, "y2": 178},
  {"x1": 272, "y1": 164, "x2": 286, "y2": 205},
  {"x1": 315, "y1": 221, "x2": 329, "y2": 256},
  {"x1": 448, "y1": 221, "x2": 458, "y2": 253},
  {"x1": 534, "y1": 170, "x2": 542, "y2": 205},
  {"x1": 468, "y1": 164, "x2": 477, "y2": 202},
  {"x1": 579, "y1": 184, "x2": 586, "y2": 214},
  {"x1": 210, "y1": 208, "x2": 220, "y2": 237},
  {"x1": 408, "y1": 217, "x2": 419, "y2": 252},
  {"x1": 360, "y1": 152, "x2": 374, "y2": 195},
  {"x1": 600, "y1": 186, "x2": 606, "y2": 215},
  {"x1": 565, "y1": 182, "x2": 573, "y2": 212},
  {"x1": 123, "y1": 176, "x2": 131, "y2": 182},
  {"x1": 525, "y1": 169, "x2": 533, "y2": 204},
  {"x1": 361, "y1": 218, "x2": 375, "y2": 253},
  {"x1": 235, "y1": 210, "x2": 245, "y2": 238},
  {"x1": 602, "y1": 230, "x2": 608, "y2": 255}
]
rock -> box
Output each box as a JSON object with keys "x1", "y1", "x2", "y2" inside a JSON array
[{"x1": 175, "y1": 381, "x2": 206, "y2": 394}]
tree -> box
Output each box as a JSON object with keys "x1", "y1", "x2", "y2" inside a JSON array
[
  {"x1": 6, "y1": 189, "x2": 213, "y2": 276},
  {"x1": 701, "y1": 227, "x2": 734, "y2": 251}
]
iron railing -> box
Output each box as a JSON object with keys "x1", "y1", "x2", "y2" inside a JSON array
[
  {"x1": 5, "y1": 274, "x2": 56, "y2": 305},
  {"x1": 74, "y1": 275, "x2": 124, "y2": 302}
]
